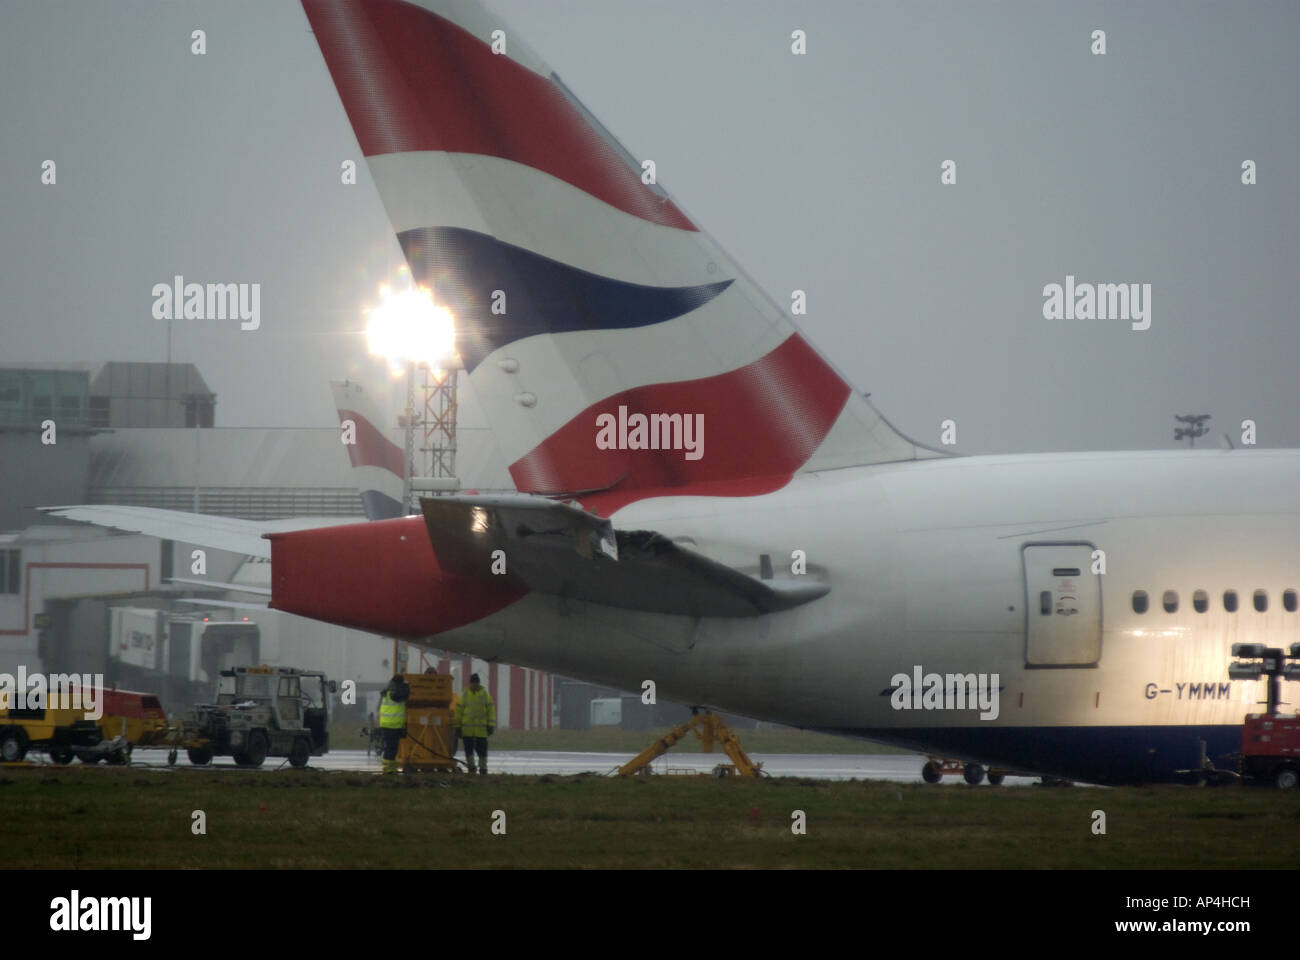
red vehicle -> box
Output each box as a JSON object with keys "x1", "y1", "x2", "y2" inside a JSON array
[
  {"x1": 51, "y1": 687, "x2": 168, "y2": 765},
  {"x1": 1240, "y1": 714, "x2": 1300, "y2": 789}
]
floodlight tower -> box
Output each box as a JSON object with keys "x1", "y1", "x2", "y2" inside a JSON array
[
  {"x1": 1174, "y1": 413, "x2": 1211, "y2": 448},
  {"x1": 419, "y1": 358, "x2": 462, "y2": 493},
  {"x1": 400, "y1": 358, "x2": 462, "y2": 513},
  {"x1": 1228, "y1": 642, "x2": 1300, "y2": 716}
]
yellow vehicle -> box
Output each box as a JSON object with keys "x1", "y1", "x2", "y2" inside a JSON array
[{"x1": 0, "y1": 706, "x2": 102, "y2": 764}]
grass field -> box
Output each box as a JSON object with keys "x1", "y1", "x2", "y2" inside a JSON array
[{"x1": 3, "y1": 766, "x2": 1296, "y2": 869}]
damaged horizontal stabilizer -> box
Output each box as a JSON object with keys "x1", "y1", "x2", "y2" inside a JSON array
[{"x1": 420, "y1": 495, "x2": 828, "y2": 618}]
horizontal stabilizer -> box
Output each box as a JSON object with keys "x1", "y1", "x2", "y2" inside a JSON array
[
  {"x1": 39, "y1": 506, "x2": 353, "y2": 561},
  {"x1": 40, "y1": 505, "x2": 274, "y2": 559},
  {"x1": 420, "y1": 495, "x2": 828, "y2": 618},
  {"x1": 167, "y1": 577, "x2": 272, "y2": 596},
  {"x1": 174, "y1": 598, "x2": 270, "y2": 612}
]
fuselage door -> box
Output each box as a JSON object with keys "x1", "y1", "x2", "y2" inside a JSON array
[{"x1": 1023, "y1": 543, "x2": 1101, "y2": 667}]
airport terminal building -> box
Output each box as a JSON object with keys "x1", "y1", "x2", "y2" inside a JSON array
[{"x1": 0, "y1": 361, "x2": 556, "y2": 726}]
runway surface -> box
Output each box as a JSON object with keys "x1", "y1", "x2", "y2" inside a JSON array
[{"x1": 124, "y1": 748, "x2": 1039, "y2": 784}]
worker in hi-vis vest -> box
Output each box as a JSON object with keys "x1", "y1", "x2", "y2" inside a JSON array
[
  {"x1": 378, "y1": 675, "x2": 409, "y2": 775},
  {"x1": 454, "y1": 672, "x2": 496, "y2": 774}
]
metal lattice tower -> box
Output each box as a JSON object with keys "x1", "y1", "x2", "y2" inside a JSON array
[{"x1": 418, "y1": 362, "x2": 459, "y2": 489}]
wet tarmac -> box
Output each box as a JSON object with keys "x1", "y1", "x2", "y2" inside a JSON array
[{"x1": 119, "y1": 748, "x2": 1039, "y2": 785}]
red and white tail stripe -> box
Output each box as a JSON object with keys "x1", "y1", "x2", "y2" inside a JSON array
[
  {"x1": 304, "y1": 0, "x2": 936, "y2": 512},
  {"x1": 330, "y1": 379, "x2": 405, "y2": 519}
]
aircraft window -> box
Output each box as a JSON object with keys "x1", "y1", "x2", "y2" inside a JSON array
[
  {"x1": 1052, "y1": 568, "x2": 1081, "y2": 577},
  {"x1": 1192, "y1": 590, "x2": 1208, "y2": 613},
  {"x1": 1253, "y1": 589, "x2": 1267, "y2": 613},
  {"x1": 1132, "y1": 590, "x2": 1148, "y2": 614},
  {"x1": 1223, "y1": 590, "x2": 1238, "y2": 613},
  {"x1": 1285, "y1": 589, "x2": 1298, "y2": 613},
  {"x1": 1162, "y1": 590, "x2": 1178, "y2": 613}
]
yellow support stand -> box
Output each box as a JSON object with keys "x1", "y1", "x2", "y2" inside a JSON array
[{"x1": 617, "y1": 712, "x2": 765, "y2": 778}]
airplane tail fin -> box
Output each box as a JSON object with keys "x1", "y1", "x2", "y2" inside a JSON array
[
  {"x1": 304, "y1": 0, "x2": 937, "y2": 512},
  {"x1": 331, "y1": 379, "x2": 406, "y2": 520}
]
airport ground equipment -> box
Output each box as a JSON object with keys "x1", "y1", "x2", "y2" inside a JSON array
[
  {"x1": 1227, "y1": 642, "x2": 1300, "y2": 787},
  {"x1": 617, "y1": 711, "x2": 765, "y2": 778},
  {"x1": 920, "y1": 758, "x2": 1010, "y2": 785},
  {"x1": 359, "y1": 672, "x2": 459, "y2": 771},
  {"x1": 395, "y1": 672, "x2": 459, "y2": 772},
  {"x1": 1239, "y1": 714, "x2": 1300, "y2": 788},
  {"x1": 54, "y1": 688, "x2": 169, "y2": 765},
  {"x1": 0, "y1": 705, "x2": 102, "y2": 764},
  {"x1": 174, "y1": 665, "x2": 335, "y2": 767}
]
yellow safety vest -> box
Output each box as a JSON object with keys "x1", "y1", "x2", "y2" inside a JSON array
[
  {"x1": 454, "y1": 687, "x2": 496, "y2": 737},
  {"x1": 379, "y1": 690, "x2": 406, "y2": 729}
]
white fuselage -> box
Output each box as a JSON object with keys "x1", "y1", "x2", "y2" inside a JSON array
[{"x1": 439, "y1": 449, "x2": 1300, "y2": 781}]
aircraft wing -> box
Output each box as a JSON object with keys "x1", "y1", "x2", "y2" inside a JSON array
[
  {"x1": 420, "y1": 495, "x2": 828, "y2": 618},
  {"x1": 38, "y1": 506, "x2": 346, "y2": 560},
  {"x1": 174, "y1": 598, "x2": 270, "y2": 612},
  {"x1": 166, "y1": 577, "x2": 272, "y2": 596}
]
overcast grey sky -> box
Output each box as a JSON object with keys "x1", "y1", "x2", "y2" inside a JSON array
[{"x1": 2, "y1": 0, "x2": 1297, "y2": 454}]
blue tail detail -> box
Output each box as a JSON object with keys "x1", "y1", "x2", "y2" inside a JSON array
[
  {"x1": 360, "y1": 489, "x2": 405, "y2": 521},
  {"x1": 397, "y1": 226, "x2": 733, "y2": 371}
]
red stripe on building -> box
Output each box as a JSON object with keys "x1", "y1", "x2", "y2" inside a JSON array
[
  {"x1": 509, "y1": 333, "x2": 851, "y2": 514},
  {"x1": 510, "y1": 665, "x2": 525, "y2": 732},
  {"x1": 301, "y1": 0, "x2": 695, "y2": 231}
]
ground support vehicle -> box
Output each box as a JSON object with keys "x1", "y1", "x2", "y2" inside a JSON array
[
  {"x1": 174, "y1": 665, "x2": 335, "y2": 768},
  {"x1": 0, "y1": 706, "x2": 102, "y2": 764}
]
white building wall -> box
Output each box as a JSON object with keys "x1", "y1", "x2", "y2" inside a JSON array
[{"x1": 0, "y1": 529, "x2": 160, "y2": 674}]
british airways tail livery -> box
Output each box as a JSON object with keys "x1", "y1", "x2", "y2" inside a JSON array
[
  {"x1": 330, "y1": 379, "x2": 406, "y2": 521},
  {"x1": 48, "y1": 0, "x2": 1300, "y2": 785}
]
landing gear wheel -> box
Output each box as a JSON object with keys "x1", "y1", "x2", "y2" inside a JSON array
[
  {"x1": 963, "y1": 762, "x2": 986, "y2": 785},
  {"x1": 921, "y1": 760, "x2": 942, "y2": 784},
  {"x1": 288, "y1": 738, "x2": 311, "y2": 768},
  {"x1": 0, "y1": 730, "x2": 28, "y2": 763},
  {"x1": 167, "y1": 748, "x2": 178, "y2": 766},
  {"x1": 1276, "y1": 765, "x2": 1299, "y2": 790},
  {"x1": 187, "y1": 747, "x2": 213, "y2": 766},
  {"x1": 49, "y1": 746, "x2": 74, "y2": 765},
  {"x1": 241, "y1": 732, "x2": 267, "y2": 768},
  {"x1": 987, "y1": 772, "x2": 1006, "y2": 786}
]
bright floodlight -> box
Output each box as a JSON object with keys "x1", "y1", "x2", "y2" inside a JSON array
[{"x1": 364, "y1": 282, "x2": 456, "y2": 376}]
